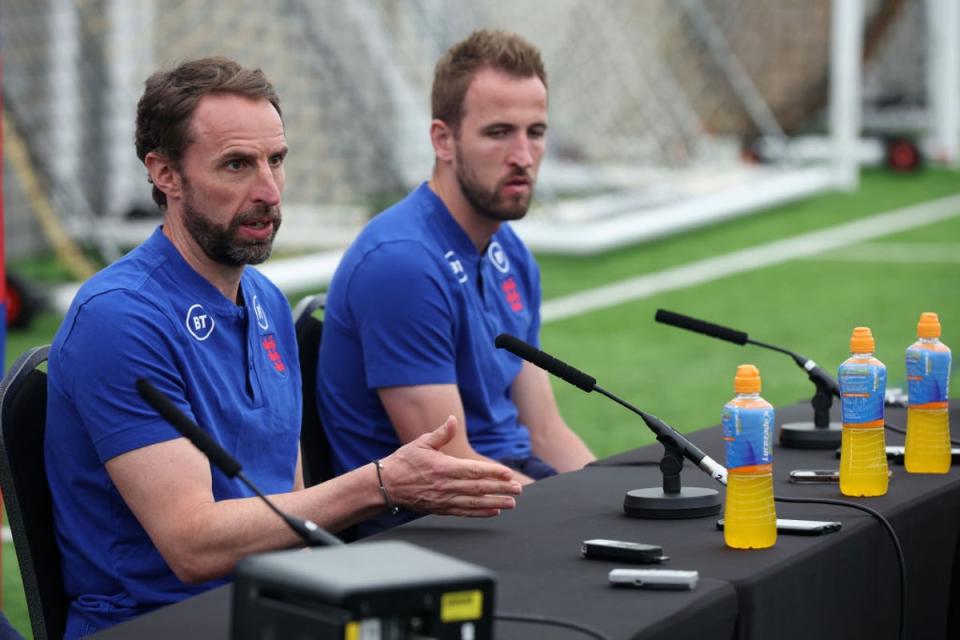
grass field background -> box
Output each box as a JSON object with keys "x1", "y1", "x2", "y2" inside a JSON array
[
  {"x1": 539, "y1": 169, "x2": 960, "y2": 457},
  {"x1": 2, "y1": 168, "x2": 959, "y2": 636}
]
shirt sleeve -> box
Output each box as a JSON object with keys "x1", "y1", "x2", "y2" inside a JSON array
[
  {"x1": 55, "y1": 290, "x2": 192, "y2": 463},
  {"x1": 345, "y1": 241, "x2": 458, "y2": 389}
]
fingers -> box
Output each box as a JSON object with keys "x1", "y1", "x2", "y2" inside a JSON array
[
  {"x1": 425, "y1": 494, "x2": 517, "y2": 517},
  {"x1": 414, "y1": 422, "x2": 514, "y2": 481},
  {"x1": 392, "y1": 474, "x2": 521, "y2": 516},
  {"x1": 440, "y1": 478, "x2": 522, "y2": 496},
  {"x1": 448, "y1": 457, "x2": 515, "y2": 481},
  {"x1": 445, "y1": 510, "x2": 503, "y2": 518},
  {"x1": 385, "y1": 428, "x2": 522, "y2": 517}
]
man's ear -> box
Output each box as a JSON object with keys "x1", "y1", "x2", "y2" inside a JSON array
[
  {"x1": 145, "y1": 151, "x2": 183, "y2": 203},
  {"x1": 430, "y1": 119, "x2": 455, "y2": 164}
]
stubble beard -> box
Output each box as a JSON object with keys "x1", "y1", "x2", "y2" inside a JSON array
[{"x1": 455, "y1": 145, "x2": 534, "y2": 222}]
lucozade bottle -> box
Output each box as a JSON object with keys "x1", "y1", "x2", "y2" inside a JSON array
[
  {"x1": 905, "y1": 312, "x2": 951, "y2": 473},
  {"x1": 722, "y1": 364, "x2": 776, "y2": 549},
  {"x1": 839, "y1": 327, "x2": 888, "y2": 496}
]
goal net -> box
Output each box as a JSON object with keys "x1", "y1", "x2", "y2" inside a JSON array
[{"x1": 2, "y1": 0, "x2": 940, "y2": 273}]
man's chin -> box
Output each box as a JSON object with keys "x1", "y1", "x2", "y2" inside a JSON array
[
  {"x1": 214, "y1": 241, "x2": 274, "y2": 267},
  {"x1": 239, "y1": 245, "x2": 274, "y2": 266},
  {"x1": 498, "y1": 198, "x2": 531, "y2": 221}
]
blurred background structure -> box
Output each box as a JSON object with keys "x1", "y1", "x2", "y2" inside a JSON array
[{"x1": 3, "y1": 0, "x2": 957, "y2": 275}]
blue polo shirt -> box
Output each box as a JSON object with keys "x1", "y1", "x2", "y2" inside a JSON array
[
  {"x1": 46, "y1": 227, "x2": 301, "y2": 637},
  {"x1": 317, "y1": 183, "x2": 541, "y2": 479}
]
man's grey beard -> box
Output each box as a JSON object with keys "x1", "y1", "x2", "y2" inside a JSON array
[{"x1": 182, "y1": 198, "x2": 281, "y2": 267}]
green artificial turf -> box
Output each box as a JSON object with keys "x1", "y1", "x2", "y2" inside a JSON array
[{"x1": 542, "y1": 215, "x2": 960, "y2": 457}]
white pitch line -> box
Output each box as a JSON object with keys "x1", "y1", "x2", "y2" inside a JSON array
[
  {"x1": 805, "y1": 242, "x2": 960, "y2": 263},
  {"x1": 541, "y1": 193, "x2": 960, "y2": 324}
]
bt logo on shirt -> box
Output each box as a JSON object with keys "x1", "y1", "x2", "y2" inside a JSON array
[
  {"x1": 186, "y1": 304, "x2": 215, "y2": 341},
  {"x1": 444, "y1": 250, "x2": 469, "y2": 284}
]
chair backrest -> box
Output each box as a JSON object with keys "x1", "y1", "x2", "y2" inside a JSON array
[
  {"x1": 293, "y1": 294, "x2": 336, "y2": 488},
  {"x1": 0, "y1": 345, "x2": 67, "y2": 640}
]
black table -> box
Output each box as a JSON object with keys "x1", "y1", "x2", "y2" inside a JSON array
[
  {"x1": 584, "y1": 399, "x2": 960, "y2": 640},
  {"x1": 98, "y1": 400, "x2": 960, "y2": 639}
]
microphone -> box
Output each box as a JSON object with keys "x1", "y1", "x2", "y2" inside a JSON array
[
  {"x1": 496, "y1": 334, "x2": 726, "y2": 519},
  {"x1": 654, "y1": 309, "x2": 842, "y2": 450},
  {"x1": 136, "y1": 378, "x2": 343, "y2": 547},
  {"x1": 494, "y1": 334, "x2": 596, "y2": 392},
  {"x1": 653, "y1": 310, "x2": 749, "y2": 346},
  {"x1": 654, "y1": 309, "x2": 840, "y2": 395}
]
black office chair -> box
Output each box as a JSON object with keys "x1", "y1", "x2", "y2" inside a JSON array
[
  {"x1": 293, "y1": 294, "x2": 336, "y2": 488},
  {"x1": 0, "y1": 345, "x2": 68, "y2": 640}
]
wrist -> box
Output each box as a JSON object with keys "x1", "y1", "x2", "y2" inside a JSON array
[{"x1": 373, "y1": 459, "x2": 400, "y2": 515}]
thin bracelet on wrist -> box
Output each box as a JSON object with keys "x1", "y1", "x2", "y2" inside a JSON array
[{"x1": 373, "y1": 459, "x2": 400, "y2": 515}]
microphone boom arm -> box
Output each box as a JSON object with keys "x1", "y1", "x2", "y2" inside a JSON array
[
  {"x1": 655, "y1": 309, "x2": 845, "y2": 437},
  {"x1": 494, "y1": 333, "x2": 727, "y2": 486},
  {"x1": 594, "y1": 385, "x2": 727, "y2": 486}
]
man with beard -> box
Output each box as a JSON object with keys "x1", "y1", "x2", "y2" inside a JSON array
[
  {"x1": 45, "y1": 57, "x2": 521, "y2": 637},
  {"x1": 318, "y1": 30, "x2": 595, "y2": 536}
]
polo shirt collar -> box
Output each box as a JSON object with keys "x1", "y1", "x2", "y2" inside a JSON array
[
  {"x1": 417, "y1": 182, "x2": 485, "y2": 258},
  {"x1": 145, "y1": 226, "x2": 246, "y2": 316}
]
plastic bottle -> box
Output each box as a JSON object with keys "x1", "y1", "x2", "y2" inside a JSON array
[
  {"x1": 722, "y1": 364, "x2": 776, "y2": 549},
  {"x1": 839, "y1": 327, "x2": 888, "y2": 496},
  {"x1": 904, "y1": 312, "x2": 952, "y2": 473}
]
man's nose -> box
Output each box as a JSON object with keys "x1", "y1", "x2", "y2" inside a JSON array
[
  {"x1": 508, "y1": 135, "x2": 535, "y2": 170},
  {"x1": 252, "y1": 162, "x2": 282, "y2": 206}
]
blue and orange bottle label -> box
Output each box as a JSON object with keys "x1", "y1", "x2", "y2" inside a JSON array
[
  {"x1": 722, "y1": 405, "x2": 774, "y2": 470},
  {"x1": 839, "y1": 361, "x2": 886, "y2": 427},
  {"x1": 906, "y1": 346, "x2": 950, "y2": 409}
]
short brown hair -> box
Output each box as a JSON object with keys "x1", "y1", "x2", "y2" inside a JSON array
[
  {"x1": 135, "y1": 56, "x2": 281, "y2": 209},
  {"x1": 431, "y1": 29, "x2": 547, "y2": 130}
]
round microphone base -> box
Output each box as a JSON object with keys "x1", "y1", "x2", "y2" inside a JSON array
[
  {"x1": 779, "y1": 422, "x2": 842, "y2": 450},
  {"x1": 623, "y1": 487, "x2": 721, "y2": 519}
]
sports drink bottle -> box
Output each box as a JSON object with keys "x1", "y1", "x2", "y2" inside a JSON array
[
  {"x1": 722, "y1": 364, "x2": 776, "y2": 549},
  {"x1": 904, "y1": 312, "x2": 951, "y2": 473},
  {"x1": 839, "y1": 327, "x2": 888, "y2": 496}
]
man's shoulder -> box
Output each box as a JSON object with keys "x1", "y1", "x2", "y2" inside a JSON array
[
  {"x1": 340, "y1": 196, "x2": 443, "y2": 277},
  {"x1": 337, "y1": 234, "x2": 446, "y2": 302},
  {"x1": 70, "y1": 246, "x2": 167, "y2": 314},
  {"x1": 55, "y1": 239, "x2": 189, "y2": 351},
  {"x1": 358, "y1": 190, "x2": 435, "y2": 246}
]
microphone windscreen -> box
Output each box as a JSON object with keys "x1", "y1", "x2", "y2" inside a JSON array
[
  {"x1": 495, "y1": 334, "x2": 596, "y2": 392},
  {"x1": 655, "y1": 310, "x2": 748, "y2": 345},
  {"x1": 136, "y1": 378, "x2": 243, "y2": 477}
]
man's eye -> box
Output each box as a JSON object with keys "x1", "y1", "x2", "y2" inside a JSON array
[{"x1": 226, "y1": 159, "x2": 246, "y2": 170}]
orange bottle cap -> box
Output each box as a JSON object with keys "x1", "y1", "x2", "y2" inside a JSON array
[
  {"x1": 849, "y1": 326, "x2": 875, "y2": 353},
  {"x1": 734, "y1": 364, "x2": 761, "y2": 393},
  {"x1": 917, "y1": 312, "x2": 941, "y2": 338}
]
